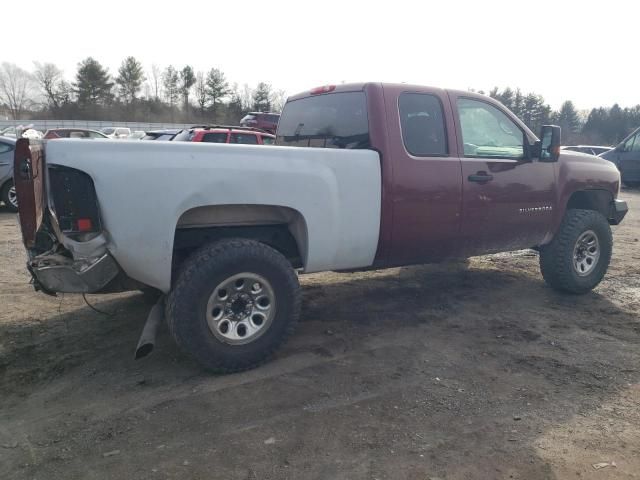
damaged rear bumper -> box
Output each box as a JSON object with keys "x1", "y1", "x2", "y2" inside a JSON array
[{"x1": 28, "y1": 252, "x2": 120, "y2": 294}]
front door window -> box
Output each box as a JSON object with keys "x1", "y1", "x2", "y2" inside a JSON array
[{"x1": 457, "y1": 98, "x2": 525, "y2": 160}]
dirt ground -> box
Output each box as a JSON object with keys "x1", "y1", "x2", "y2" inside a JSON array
[{"x1": 1, "y1": 191, "x2": 639, "y2": 480}]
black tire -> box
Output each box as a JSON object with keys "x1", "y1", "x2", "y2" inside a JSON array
[
  {"x1": 1, "y1": 180, "x2": 18, "y2": 213},
  {"x1": 139, "y1": 287, "x2": 162, "y2": 304},
  {"x1": 166, "y1": 238, "x2": 300, "y2": 373},
  {"x1": 539, "y1": 209, "x2": 612, "y2": 294}
]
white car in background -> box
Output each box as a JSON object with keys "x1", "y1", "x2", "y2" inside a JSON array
[
  {"x1": 128, "y1": 131, "x2": 146, "y2": 140},
  {"x1": 561, "y1": 145, "x2": 612, "y2": 156},
  {"x1": 0, "y1": 126, "x2": 44, "y2": 139},
  {"x1": 100, "y1": 127, "x2": 131, "y2": 139}
]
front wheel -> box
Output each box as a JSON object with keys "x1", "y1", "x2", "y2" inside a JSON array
[
  {"x1": 166, "y1": 239, "x2": 301, "y2": 373},
  {"x1": 539, "y1": 209, "x2": 612, "y2": 294},
  {"x1": 1, "y1": 181, "x2": 18, "y2": 212}
]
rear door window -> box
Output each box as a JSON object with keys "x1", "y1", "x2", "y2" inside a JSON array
[
  {"x1": 230, "y1": 133, "x2": 259, "y2": 144},
  {"x1": 202, "y1": 132, "x2": 228, "y2": 143},
  {"x1": 398, "y1": 93, "x2": 448, "y2": 156},
  {"x1": 277, "y1": 92, "x2": 369, "y2": 149}
]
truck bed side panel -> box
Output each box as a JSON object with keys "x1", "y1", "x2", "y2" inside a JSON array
[{"x1": 44, "y1": 140, "x2": 382, "y2": 292}]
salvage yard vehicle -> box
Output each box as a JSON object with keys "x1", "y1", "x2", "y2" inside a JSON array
[
  {"x1": 100, "y1": 126, "x2": 131, "y2": 139},
  {"x1": 600, "y1": 126, "x2": 640, "y2": 187},
  {"x1": 171, "y1": 125, "x2": 275, "y2": 145},
  {"x1": 43, "y1": 128, "x2": 109, "y2": 139},
  {"x1": 239, "y1": 112, "x2": 279, "y2": 134},
  {"x1": 0, "y1": 137, "x2": 17, "y2": 211},
  {"x1": 561, "y1": 145, "x2": 612, "y2": 156},
  {"x1": 13, "y1": 83, "x2": 628, "y2": 373},
  {"x1": 142, "y1": 129, "x2": 181, "y2": 141}
]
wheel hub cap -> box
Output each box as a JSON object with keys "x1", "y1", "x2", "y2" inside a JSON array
[
  {"x1": 573, "y1": 230, "x2": 600, "y2": 277},
  {"x1": 206, "y1": 273, "x2": 276, "y2": 345},
  {"x1": 8, "y1": 186, "x2": 18, "y2": 208}
]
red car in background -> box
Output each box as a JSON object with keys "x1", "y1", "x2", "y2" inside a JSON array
[
  {"x1": 172, "y1": 125, "x2": 275, "y2": 145},
  {"x1": 239, "y1": 113, "x2": 280, "y2": 134}
]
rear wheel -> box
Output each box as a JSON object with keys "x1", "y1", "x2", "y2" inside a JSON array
[
  {"x1": 1, "y1": 181, "x2": 18, "y2": 212},
  {"x1": 539, "y1": 209, "x2": 612, "y2": 294},
  {"x1": 166, "y1": 239, "x2": 300, "y2": 373}
]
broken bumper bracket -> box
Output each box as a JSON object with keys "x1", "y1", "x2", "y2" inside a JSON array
[{"x1": 28, "y1": 252, "x2": 120, "y2": 294}]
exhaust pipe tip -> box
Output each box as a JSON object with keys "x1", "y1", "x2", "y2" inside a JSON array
[
  {"x1": 135, "y1": 343, "x2": 154, "y2": 359},
  {"x1": 134, "y1": 296, "x2": 164, "y2": 360}
]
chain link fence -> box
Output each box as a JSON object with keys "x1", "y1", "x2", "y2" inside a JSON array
[{"x1": 0, "y1": 120, "x2": 195, "y2": 134}]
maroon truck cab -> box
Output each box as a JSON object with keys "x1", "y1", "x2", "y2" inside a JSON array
[{"x1": 278, "y1": 83, "x2": 627, "y2": 271}]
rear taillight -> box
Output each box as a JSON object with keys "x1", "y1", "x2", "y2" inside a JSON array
[
  {"x1": 77, "y1": 218, "x2": 93, "y2": 232},
  {"x1": 310, "y1": 85, "x2": 336, "y2": 95}
]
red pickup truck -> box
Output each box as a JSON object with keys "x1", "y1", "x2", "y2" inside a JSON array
[{"x1": 14, "y1": 83, "x2": 628, "y2": 373}]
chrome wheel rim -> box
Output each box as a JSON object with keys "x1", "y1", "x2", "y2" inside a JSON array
[
  {"x1": 206, "y1": 273, "x2": 276, "y2": 345},
  {"x1": 573, "y1": 230, "x2": 600, "y2": 277},
  {"x1": 7, "y1": 185, "x2": 18, "y2": 208}
]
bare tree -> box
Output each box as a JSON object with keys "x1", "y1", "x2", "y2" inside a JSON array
[
  {"x1": 0, "y1": 63, "x2": 37, "y2": 119},
  {"x1": 33, "y1": 62, "x2": 64, "y2": 110},
  {"x1": 270, "y1": 88, "x2": 287, "y2": 113},
  {"x1": 195, "y1": 71, "x2": 208, "y2": 118},
  {"x1": 240, "y1": 83, "x2": 254, "y2": 112},
  {"x1": 150, "y1": 64, "x2": 162, "y2": 101}
]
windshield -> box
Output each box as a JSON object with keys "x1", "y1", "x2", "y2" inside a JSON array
[
  {"x1": 276, "y1": 92, "x2": 370, "y2": 149},
  {"x1": 101, "y1": 127, "x2": 115, "y2": 135}
]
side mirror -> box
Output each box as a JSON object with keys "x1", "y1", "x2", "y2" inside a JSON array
[
  {"x1": 539, "y1": 125, "x2": 561, "y2": 162},
  {"x1": 615, "y1": 143, "x2": 625, "y2": 153}
]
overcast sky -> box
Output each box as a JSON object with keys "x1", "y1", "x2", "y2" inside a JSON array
[{"x1": 4, "y1": 0, "x2": 636, "y2": 110}]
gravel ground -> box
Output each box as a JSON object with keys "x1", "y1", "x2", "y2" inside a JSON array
[{"x1": 1, "y1": 190, "x2": 639, "y2": 480}]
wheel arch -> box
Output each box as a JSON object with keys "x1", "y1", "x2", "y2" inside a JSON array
[
  {"x1": 566, "y1": 189, "x2": 613, "y2": 217},
  {"x1": 171, "y1": 204, "x2": 309, "y2": 281}
]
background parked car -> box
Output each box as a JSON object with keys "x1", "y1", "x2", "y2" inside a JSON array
[
  {"x1": 142, "y1": 129, "x2": 181, "y2": 141},
  {"x1": 0, "y1": 137, "x2": 17, "y2": 211},
  {"x1": 100, "y1": 127, "x2": 131, "y2": 139},
  {"x1": 0, "y1": 126, "x2": 43, "y2": 139},
  {"x1": 561, "y1": 145, "x2": 612, "y2": 156},
  {"x1": 600, "y1": 126, "x2": 640, "y2": 187},
  {"x1": 172, "y1": 125, "x2": 276, "y2": 145},
  {"x1": 43, "y1": 128, "x2": 108, "y2": 139},
  {"x1": 239, "y1": 113, "x2": 280, "y2": 134},
  {"x1": 126, "y1": 131, "x2": 146, "y2": 140}
]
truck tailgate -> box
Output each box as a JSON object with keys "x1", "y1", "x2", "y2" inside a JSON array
[{"x1": 13, "y1": 138, "x2": 46, "y2": 248}]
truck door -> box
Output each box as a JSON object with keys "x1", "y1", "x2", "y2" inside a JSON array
[
  {"x1": 383, "y1": 87, "x2": 463, "y2": 265},
  {"x1": 450, "y1": 94, "x2": 556, "y2": 256}
]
